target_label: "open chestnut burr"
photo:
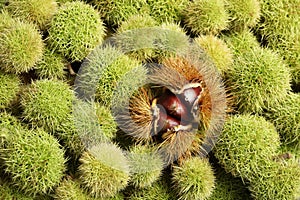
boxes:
[114,54,227,165]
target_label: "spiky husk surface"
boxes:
[128,179,175,200]
[146,0,189,23]
[225,47,291,114]
[21,79,74,133]
[172,157,215,200]
[258,0,300,85]
[2,127,66,196]
[208,166,251,200]
[263,93,300,147]
[76,45,148,107]
[0,71,20,109]
[47,1,105,62]
[214,114,280,181]
[6,0,57,30]
[0,1,6,10]
[79,143,130,198]
[54,177,91,200]
[0,112,21,147]
[155,22,190,60]
[225,0,261,31]
[0,19,44,74]
[183,0,229,35]
[222,30,260,54]
[249,160,300,200]
[35,48,66,80]
[95,54,145,106]
[91,0,146,26]
[0,179,34,200]
[55,177,126,200]
[95,103,117,140]
[128,145,163,188]
[117,14,157,33]
[116,14,158,61]
[194,35,233,73]
[0,11,15,31]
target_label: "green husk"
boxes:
[214,114,280,181]
[0,18,44,74]
[183,0,229,35]
[172,157,215,200]
[47,1,105,62]
[0,71,20,109]
[35,48,67,80]
[1,127,66,196]
[79,143,130,198]
[225,0,261,31]
[21,79,74,133]
[6,0,58,30]
[194,35,233,73]
[225,46,291,114]
[127,145,163,188]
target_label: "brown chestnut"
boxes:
[157,89,189,121]
[152,101,180,133]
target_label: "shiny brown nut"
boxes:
[154,103,180,133]
[158,90,188,121]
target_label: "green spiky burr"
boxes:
[155,22,190,60]
[214,114,280,181]
[263,93,300,147]
[117,14,158,33]
[194,35,233,73]
[55,177,125,200]
[6,0,58,30]
[90,0,146,26]
[0,10,16,32]
[60,100,118,160]
[94,103,117,140]
[79,143,130,198]
[146,0,189,23]
[128,179,175,200]
[54,177,91,200]
[172,157,215,200]
[222,30,260,54]
[21,79,74,133]
[53,113,85,160]
[0,1,6,10]
[116,14,158,61]
[94,53,145,107]
[47,1,105,62]
[225,0,261,31]
[225,46,291,114]
[208,165,251,200]
[258,0,300,85]
[75,45,147,108]
[0,71,20,109]
[183,0,229,35]
[127,145,163,188]
[1,127,66,196]
[0,18,44,74]
[249,159,300,200]
[0,111,22,147]
[35,48,67,80]
[0,179,34,200]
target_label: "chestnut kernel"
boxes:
[157,106,180,133]
[158,90,188,120]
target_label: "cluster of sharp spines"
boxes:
[0,0,299,199]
